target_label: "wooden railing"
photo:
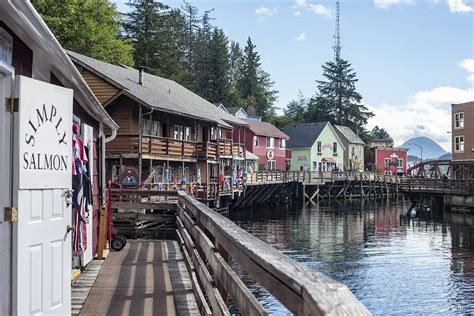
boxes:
[247,171,399,185]
[400,178,474,195]
[141,136,197,159]
[219,139,233,156]
[175,191,370,315]
[107,135,140,153]
[197,142,218,160]
[232,143,245,158]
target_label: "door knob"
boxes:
[66,225,76,233]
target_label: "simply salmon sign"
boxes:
[18,76,73,189]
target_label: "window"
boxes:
[253,135,258,146]
[152,121,160,136]
[384,158,390,167]
[312,161,317,170]
[184,126,191,141]
[455,112,464,129]
[266,137,274,148]
[455,135,464,152]
[333,142,337,154]
[317,141,322,153]
[174,125,184,140]
[142,119,152,135]
[210,127,217,141]
[267,160,276,170]
[280,139,286,149]
[397,158,403,168]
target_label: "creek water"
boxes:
[229,199,474,315]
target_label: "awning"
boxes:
[322,158,336,163]
[246,150,259,160]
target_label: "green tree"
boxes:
[284,91,307,123]
[307,58,373,132]
[32,0,133,65]
[123,0,170,71]
[207,29,231,103]
[370,125,393,141]
[237,37,277,119]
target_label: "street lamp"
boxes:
[408,143,423,161]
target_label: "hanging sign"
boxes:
[266,149,275,160]
[18,76,73,189]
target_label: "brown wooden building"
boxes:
[68,51,247,202]
[452,101,474,180]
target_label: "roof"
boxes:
[67,51,231,128]
[226,107,240,115]
[213,104,248,126]
[334,125,365,145]
[244,119,289,140]
[283,122,327,148]
[452,101,474,108]
[1,2,118,131]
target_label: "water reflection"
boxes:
[230,199,474,315]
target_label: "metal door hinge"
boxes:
[5,97,18,112]
[4,207,18,223]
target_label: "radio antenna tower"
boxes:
[333,0,341,61]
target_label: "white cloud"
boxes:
[295,32,307,41]
[292,0,331,17]
[459,59,474,73]
[255,6,275,16]
[367,60,474,151]
[374,0,415,8]
[447,0,473,12]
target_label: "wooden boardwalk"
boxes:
[77,240,198,316]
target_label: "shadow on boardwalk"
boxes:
[78,240,198,316]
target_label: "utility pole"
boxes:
[333,0,341,61]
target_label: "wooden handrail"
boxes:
[176,191,370,315]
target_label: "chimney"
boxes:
[138,66,144,86]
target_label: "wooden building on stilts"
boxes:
[68,51,248,206]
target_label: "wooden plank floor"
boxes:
[78,240,199,316]
[72,260,105,315]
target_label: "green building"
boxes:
[283,122,346,172]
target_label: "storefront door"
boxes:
[13,76,73,315]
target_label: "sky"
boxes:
[113,0,474,151]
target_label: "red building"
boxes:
[366,147,408,176]
[235,119,290,170]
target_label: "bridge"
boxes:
[73,188,370,315]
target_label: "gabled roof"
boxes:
[244,119,289,140]
[68,51,231,128]
[214,103,249,126]
[334,125,365,145]
[283,122,327,148]
[0,1,118,131]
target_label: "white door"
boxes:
[13,76,73,315]
[0,60,14,316]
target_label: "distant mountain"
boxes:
[401,136,448,160]
[438,153,452,160]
